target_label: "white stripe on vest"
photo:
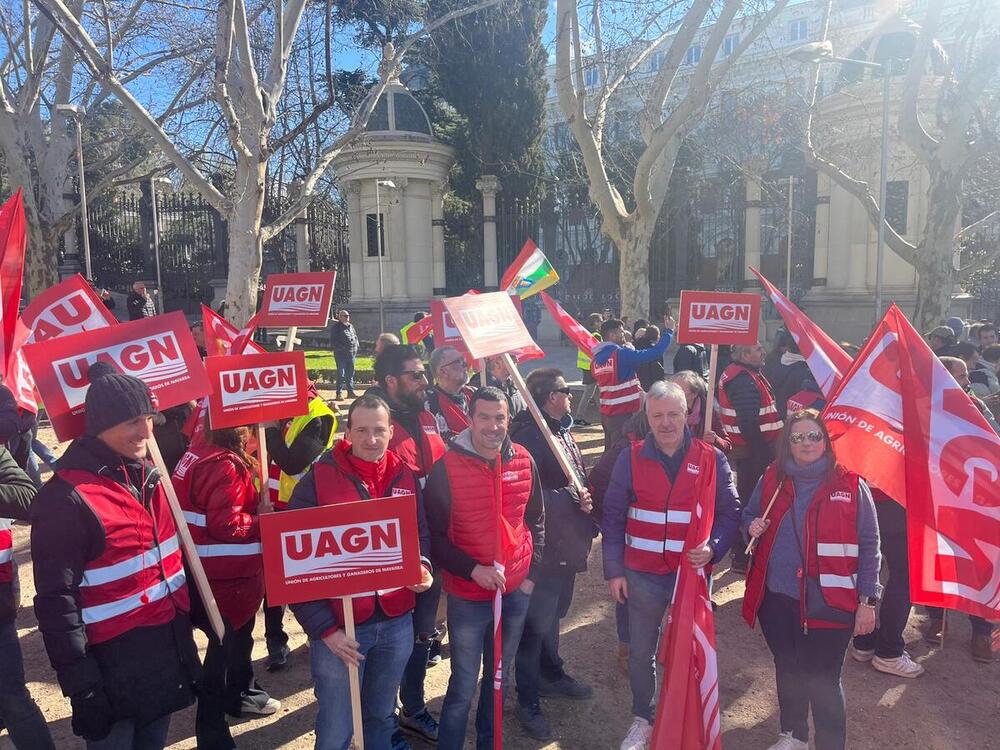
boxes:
[194,542,263,557]
[818,573,857,589]
[625,534,685,554]
[627,507,692,525]
[80,535,180,588]
[81,569,187,624]
[816,543,859,557]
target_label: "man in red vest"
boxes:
[367,344,447,745]
[425,387,545,750]
[718,342,783,573]
[288,393,434,750]
[31,362,200,749]
[427,346,475,441]
[602,381,740,750]
[591,313,675,444]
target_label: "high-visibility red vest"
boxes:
[310,452,424,628]
[0,519,12,584]
[743,464,861,630]
[718,364,783,447]
[785,389,824,417]
[624,438,717,575]
[441,444,535,602]
[173,445,261,581]
[390,410,446,479]
[428,386,474,438]
[591,349,642,416]
[59,468,189,645]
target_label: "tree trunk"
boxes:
[612,215,654,321]
[222,158,267,326]
[912,167,962,331]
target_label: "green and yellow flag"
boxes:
[501,238,559,299]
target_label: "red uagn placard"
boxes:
[205,351,309,429]
[677,290,762,346]
[258,271,336,328]
[22,312,210,441]
[260,494,422,606]
[441,291,537,360]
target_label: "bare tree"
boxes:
[33,0,503,324]
[553,0,791,319]
[803,0,1000,329]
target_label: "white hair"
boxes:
[645,380,687,411]
[430,346,462,376]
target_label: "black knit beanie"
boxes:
[84,361,164,436]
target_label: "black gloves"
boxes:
[70,688,115,741]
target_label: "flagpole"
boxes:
[703,345,719,440]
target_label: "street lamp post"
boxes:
[788,41,890,321]
[374,179,396,332]
[150,177,172,313]
[56,104,92,279]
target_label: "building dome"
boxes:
[363,81,434,140]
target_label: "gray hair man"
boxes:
[427,347,474,440]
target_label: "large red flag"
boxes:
[751,268,852,397]
[540,292,598,357]
[825,305,1000,619]
[651,469,721,750]
[0,189,27,378]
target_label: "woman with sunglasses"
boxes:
[742,409,881,750]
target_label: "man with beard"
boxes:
[367,345,447,745]
[426,347,475,441]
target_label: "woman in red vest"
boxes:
[743,409,882,750]
[174,424,277,749]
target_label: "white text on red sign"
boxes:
[688,302,753,332]
[220,364,298,408]
[281,520,403,579]
[269,284,326,314]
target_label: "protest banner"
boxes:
[261,495,422,749]
[205,351,309,430]
[678,290,762,451]
[442,290,583,750]
[258,271,336,328]
[0,188,27,379]
[22,312,224,640]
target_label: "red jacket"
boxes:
[592,349,643,416]
[624,438,717,575]
[427,385,474,439]
[744,464,861,630]
[718,364,783,447]
[173,445,263,628]
[390,410,446,479]
[424,434,543,602]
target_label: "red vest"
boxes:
[267,461,282,507]
[786,390,823,417]
[0,519,12,584]
[441,444,535,601]
[311,454,422,627]
[592,349,643,416]
[743,464,861,630]
[173,446,262,581]
[59,468,190,645]
[624,439,717,575]
[429,386,474,438]
[390,410,446,479]
[718,364,783,447]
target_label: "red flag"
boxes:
[403,315,434,344]
[230,310,263,356]
[651,468,721,749]
[826,305,1000,619]
[540,292,598,357]
[751,268,852,397]
[202,305,265,356]
[0,189,27,378]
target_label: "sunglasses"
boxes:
[399,370,428,381]
[441,358,466,370]
[790,430,824,444]
[550,386,572,396]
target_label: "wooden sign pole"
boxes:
[147,435,226,642]
[341,597,365,750]
[703,344,719,440]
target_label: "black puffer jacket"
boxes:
[0,446,36,625]
[510,410,596,574]
[30,437,200,722]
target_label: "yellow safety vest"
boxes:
[577,331,602,370]
[277,397,337,503]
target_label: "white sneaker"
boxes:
[850,644,875,662]
[872,651,925,678]
[240,687,281,716]
[620,716,652,750]
[766,731,808,750]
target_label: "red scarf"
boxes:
[334,439,402,498]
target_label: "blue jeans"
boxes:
[438,590,531,750]
[515,570,575,706]
[399,573,443,715]
[0,619,55,749]
[85,715,171,750]
[334,351,356,393]
[311,614,413,750]
[625,568,677,721]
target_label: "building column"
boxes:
[291,179,310,273]
[343,181,365,299]
[477,175,501,290]
[812,172,831,288]
[743,162,766,289]
[431,181,447,296]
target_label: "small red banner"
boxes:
[23,312,210,441]
[677,290,761,346]
[441,291,538,360]
[260,494,423,606]
[258,271,336,328]
[205,351,309,429]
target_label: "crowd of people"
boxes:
[0,304,997,750]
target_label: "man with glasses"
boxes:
[329,309,359,400]
[510,368,597,740]
[368,345,447,745]
[427,346,475,441]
